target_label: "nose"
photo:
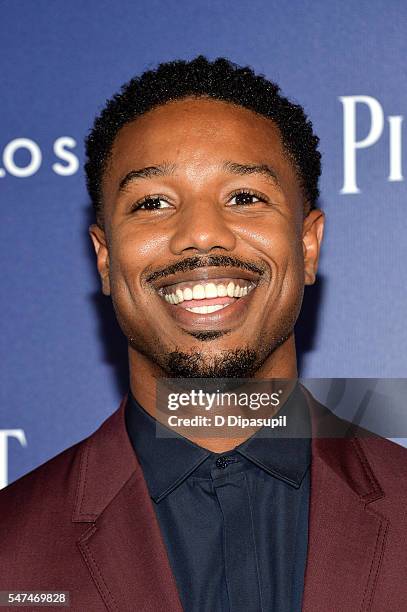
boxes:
[169,197,237,255]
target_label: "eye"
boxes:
[228,190,267,206]
[131,195,172,212]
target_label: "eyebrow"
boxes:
[119,163,176,191]
[221,161,281,186]
[118,159,281,192]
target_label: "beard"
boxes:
[128,324,292,378]
[124,306,298,379]
[163,346,259,378]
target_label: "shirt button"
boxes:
[215,456,231,469]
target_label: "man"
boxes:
[1,56,406,611]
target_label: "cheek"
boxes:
[109,226,166,291]
[279,237,305,291]
[251,222,305,310]
[133,228,169,258]
[234,217,303,271]
[107,240,150,339]
[107,241,144,307]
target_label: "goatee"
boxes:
[162,347,260,378]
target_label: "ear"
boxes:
[302,209,325,285]
[89,224,111,295]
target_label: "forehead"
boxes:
[103,97,300,201]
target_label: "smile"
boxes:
[160,278,256,312]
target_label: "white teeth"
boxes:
[185,304,227,313]
[163,280,254,304]
[192,284,206,300]
[207,304,225,313]
[227,281,235,297]
[188,305,208,314]
[183,287,193,301]
[204,283,218,299]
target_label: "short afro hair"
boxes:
[85,55,321,225]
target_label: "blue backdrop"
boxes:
[1,0,407,487]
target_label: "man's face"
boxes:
[90,97,324,377]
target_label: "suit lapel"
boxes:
[73,398,183,612]
[301,388,389,612]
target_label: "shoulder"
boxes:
[0,397,131,537]
[0,398,135,587]
[0,436,87,530]
[0,398,129,523]
[358,435,407,481]
[0,435,93,585]
[300,383,407,481]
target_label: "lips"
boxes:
[154,269,260,327]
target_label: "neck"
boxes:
[128,335,298,453]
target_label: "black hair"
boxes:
[85,55,321,225]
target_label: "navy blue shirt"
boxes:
[125,384,311,612]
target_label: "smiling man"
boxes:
[1,56,407,612]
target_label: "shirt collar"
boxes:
[125,383,311,503]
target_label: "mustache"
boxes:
[145,255,267,284]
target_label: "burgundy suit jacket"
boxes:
[1,387,407,611]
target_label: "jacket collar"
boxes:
[72,395,138,523]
